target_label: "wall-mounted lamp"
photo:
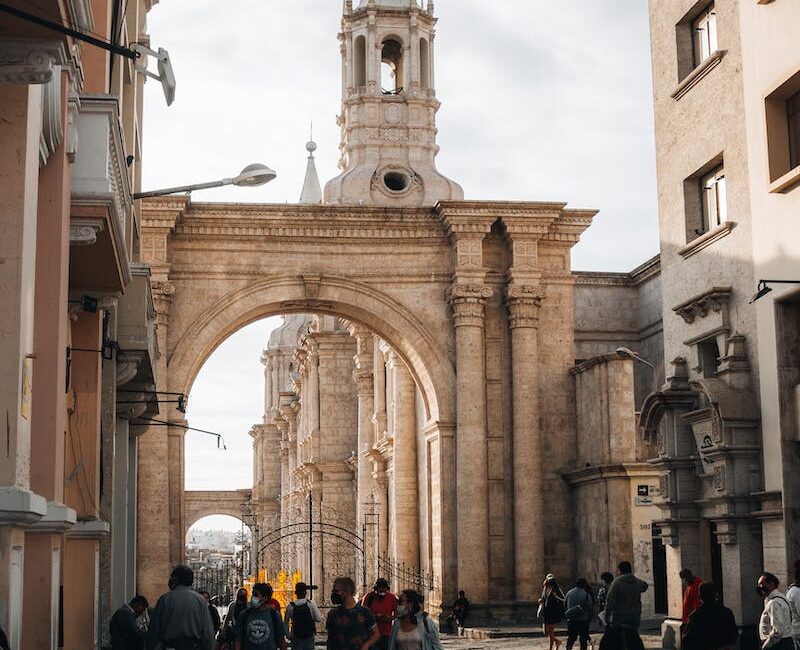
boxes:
[615,346,656,370]
[749,279,800,304]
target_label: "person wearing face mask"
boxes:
[145,565,215,650]
[221,589,251,650]
[362,579,398,649]
[234,583,287,650]
[326,576,380,650]
[387,590,442,650]
[110,595,150,650]
[757,572,800,649]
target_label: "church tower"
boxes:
[324,0,463,207]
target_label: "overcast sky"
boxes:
[146,2,660,528]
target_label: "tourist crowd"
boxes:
[102,559,800,650]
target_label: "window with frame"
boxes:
[789,89,800,170]
[692,5,718,67]
[683,157,727,242]
[701,166,727,231]
[765,70,800,187]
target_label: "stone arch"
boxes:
[168,274,454,425]
[184,489,252,536]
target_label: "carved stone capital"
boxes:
[447,283,490,327]
[354,371,374,397]
[151,281,175,316]
[506,284,545,329]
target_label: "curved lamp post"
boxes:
[133,163,277,200]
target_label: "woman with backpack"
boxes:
[284,582,321,650]
[564,578,595,650]
[387,589,443,650]
[539,574,566,650]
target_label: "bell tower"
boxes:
[324,0,463,207]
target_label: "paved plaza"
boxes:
[440,633,664,649]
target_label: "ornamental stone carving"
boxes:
[0,40,66,84]
[673,287,732,324]
[506,284,546,329]
[70,219,105,246]
[447,283,491,328]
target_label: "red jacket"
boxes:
[682,577,703,623]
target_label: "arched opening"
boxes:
[186,515,251,605]
[419,37,430,90]
[354,35,367,88]
[168,274,454,605]
[381,38,404,94]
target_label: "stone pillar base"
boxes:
[661,618,681,649]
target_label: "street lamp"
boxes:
[133,163,277,200]
[749,279,800,304]
[616,347,655,370]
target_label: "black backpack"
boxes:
[291,602,316,640]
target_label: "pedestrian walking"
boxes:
[221,588,250,649]
[787,561,800,647]
[444,591,469,634]
[681,583,738,650]
[362,578,398,650]
[679,568,703,625]
[538,573,566,650]
[326,576,380,650]
[387,589,443,650]
[284,582,321,650]
[145,565,215,650]
[110,596,150,650]
[758,572,800,650]
[564,578,594,650]
[200,591,221,634]
[264,584,282,615]
[604,561,648,631]
[595,573,613,627]
[234,583,287,650]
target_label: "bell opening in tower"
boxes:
[381,38,404,94]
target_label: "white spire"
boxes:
[299,126,323,205]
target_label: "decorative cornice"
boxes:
[673,287,732,324]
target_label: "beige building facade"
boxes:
[0,0,160,647]
[645,0,800,646]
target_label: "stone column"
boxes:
[448,282,491,603]
[507,283,545,602]
[167,419,187,564]
[372,338,388,441]
[307,340,321,461]
[388,351,419,568]
[352,327,375,527]
[372,460,390,560]
[137,281,174,602]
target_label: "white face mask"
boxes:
[251,597,261,607]
[397,605,409,617]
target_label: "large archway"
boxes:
[135,197,593,616]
